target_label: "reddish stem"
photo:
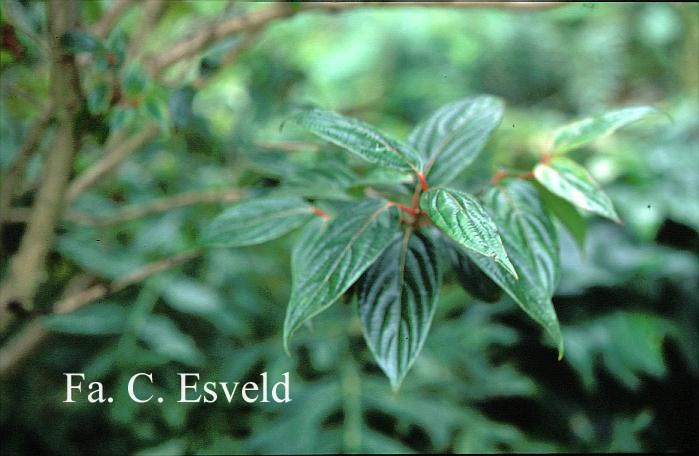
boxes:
[491,170,507,185]
[311,207,330,221]
[395,203,419,216]
[417,172,429,192]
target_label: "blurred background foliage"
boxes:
[1,1,697,454]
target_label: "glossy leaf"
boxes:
[467,179,563,356]
[358,229,441,389]
[409,95,504,185]
[420,187,516,278]
[443,236,502,303]
[202,196,315,247]
[535,182,587,248]
[284,199,399,350]
[552,106,658,153]
[289,108,423,173]
[534,156,620,222]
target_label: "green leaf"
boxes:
[442,236,502,303]
[534,156,620,222]
[169,85,195,130]
[289,109,423,173]
[420,187,516,278]
[358,229,442,390]
[535,182,587,248]
[42,302,127,335]
[122,62,149,99]
[87,80,112,115]
[283,199,400,350]
[467,179,563,356]
[409,95,504,185]
[563,311,673,390]
[202,196,315,247]
[140,314,204,366]
[552,106,659,153]
[60,31,102,54]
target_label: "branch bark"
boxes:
[64,124,160,205]
[0,103,53,226]
[65,188,244,226]
[0,250,200,377]
[0,0,83,332]
[149,1,566,75]
[90,0,135,39]
[0,0,82,331]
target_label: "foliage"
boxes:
[1,2,697,454]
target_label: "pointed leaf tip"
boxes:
[420,187,517,279]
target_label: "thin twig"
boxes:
[0,104,53,226]
[0,251,200,377]
[65,188,244,226]
[64,124,160,205]
[149,1,567,75]
[90,0,135,39]
[192,30,261,89]
[126,0,167,62]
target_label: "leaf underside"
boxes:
[552,106,659,153]
[534,156,620,222]
[359,229,442,390]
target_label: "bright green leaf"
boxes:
[358,229,442,390]
[420,187,516,278]
[202,196,315,247]
[409,95,504,185]
[284,199,400,350]
[552,106,659,153]
[534,156,620,222]
[535,182,587,248]
[467,179,563,356]
[289,108,423,173]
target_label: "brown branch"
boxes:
[0,250,200,377]
[64,124,160,205]
[149,1,567,75]
[148,3,298,75]
[0,0,83,332]
[192,30,261,90]
[0,104,53,226]
[126,0,168,62]
[90,0,135,39]
[65,188,244,226]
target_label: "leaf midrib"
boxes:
[423,107,479,175]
